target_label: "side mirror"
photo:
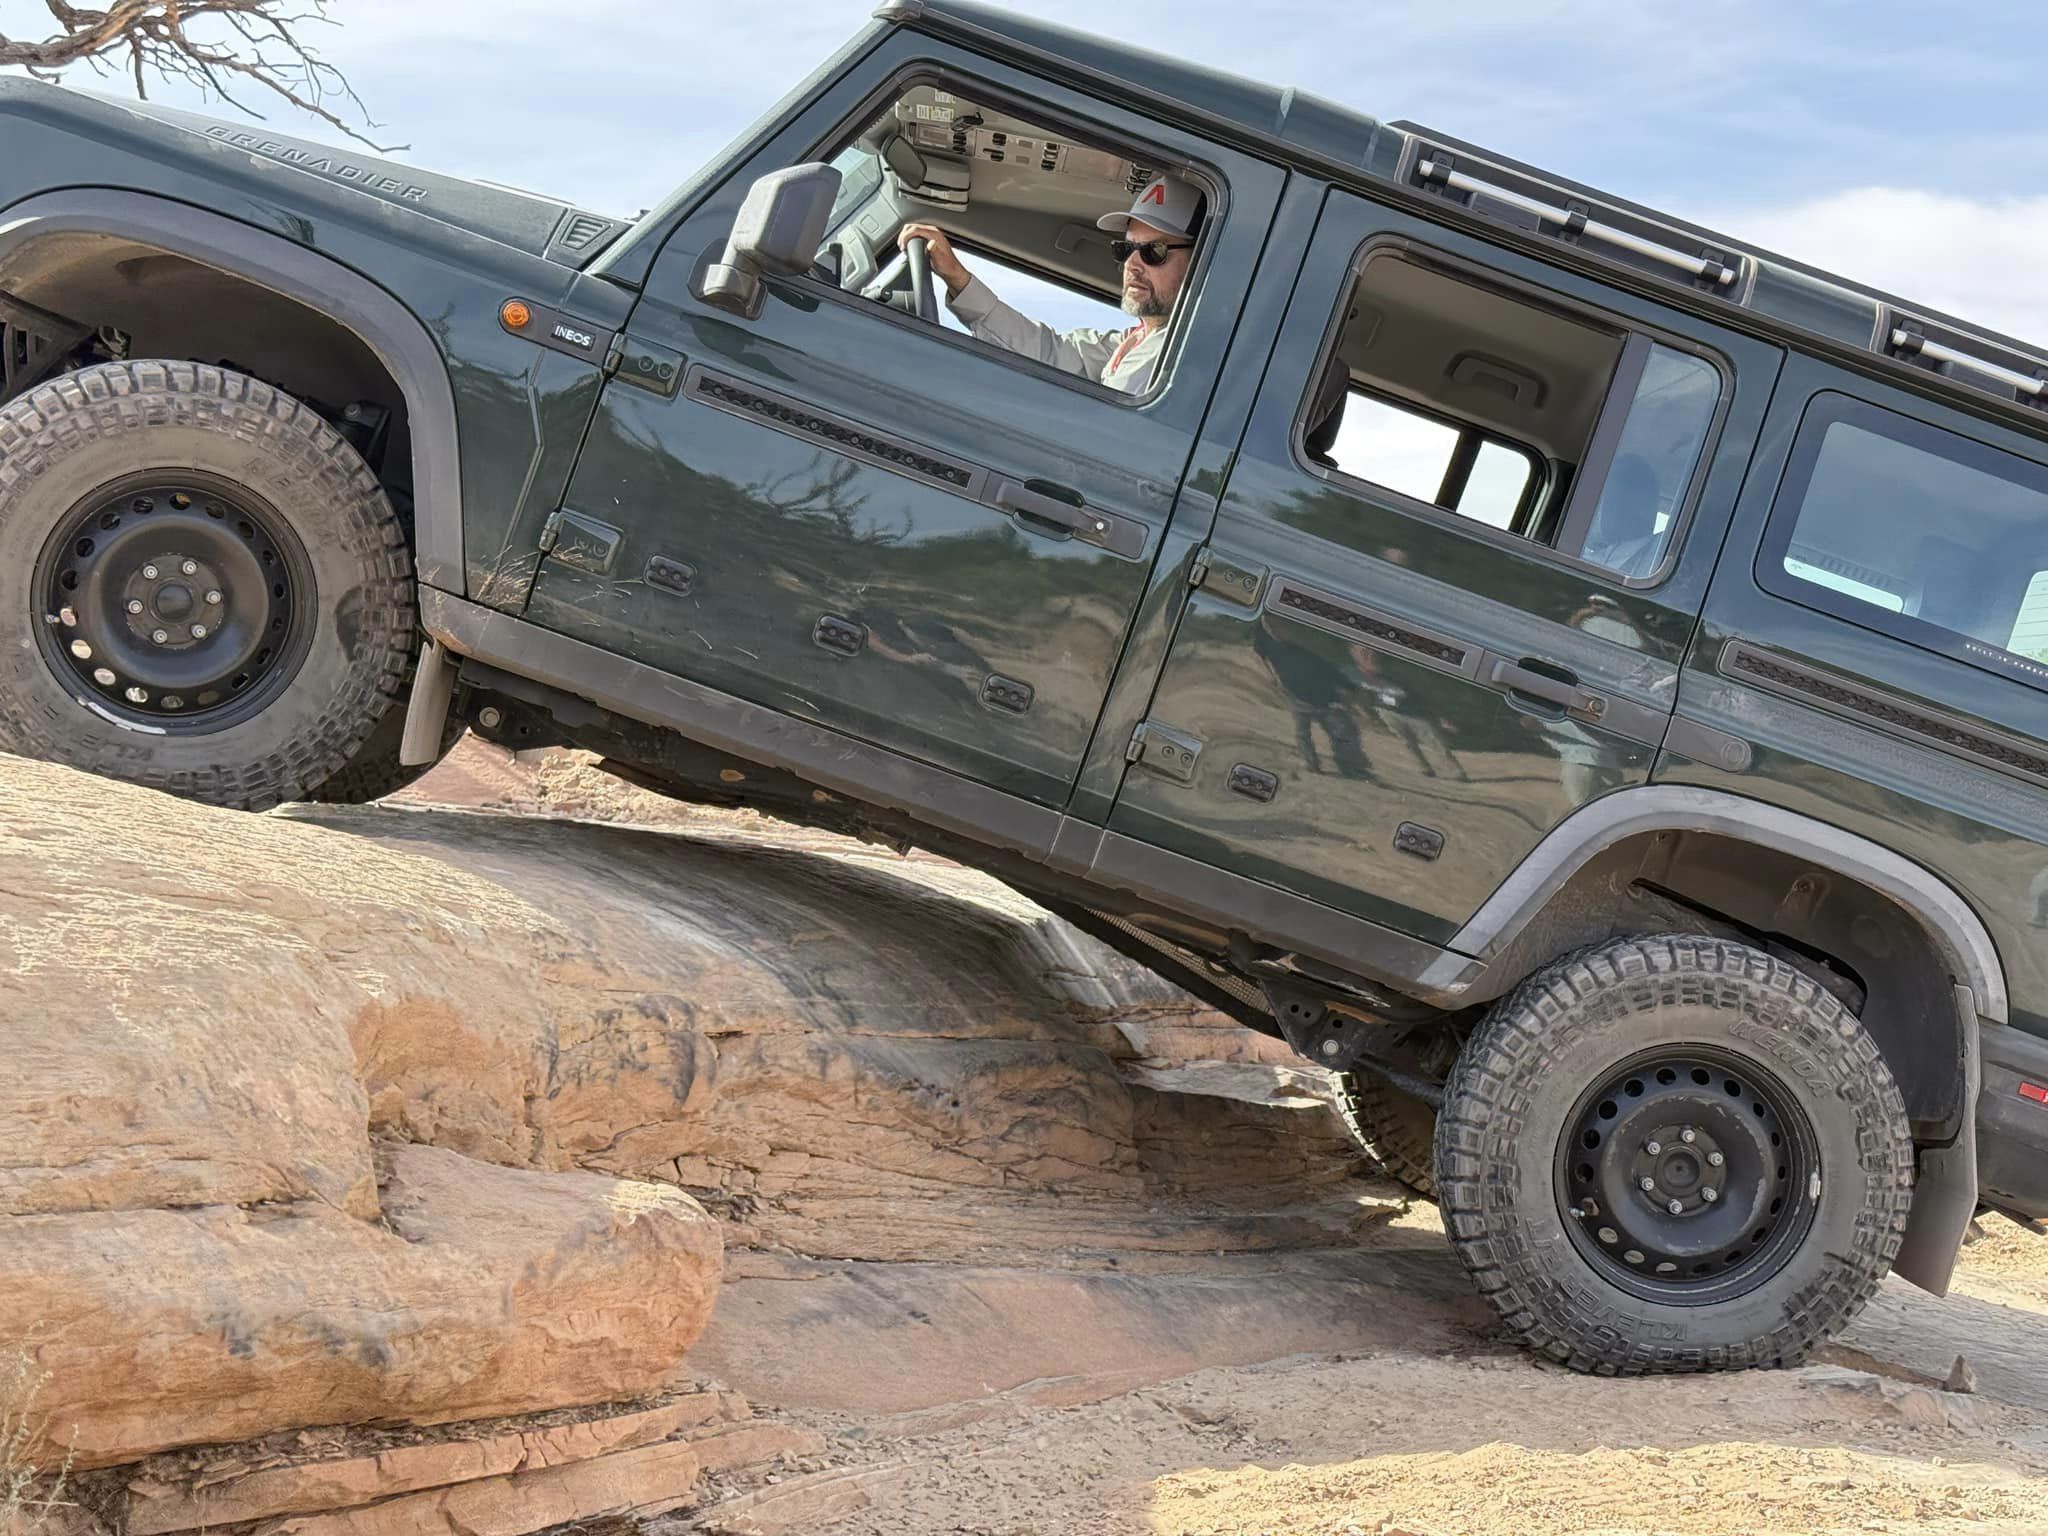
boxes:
[700,163,843,318]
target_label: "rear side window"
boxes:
[1298,248,1724,582]
[1761,394,2048,691]
[1323,391,1537,528]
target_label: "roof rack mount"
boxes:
[1415,154,1737,289]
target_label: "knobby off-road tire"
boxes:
[1436,934,1914,1375]
[0,362,417,810]
[1337,1072,1438,1198]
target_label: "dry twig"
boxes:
[0,2,396,149]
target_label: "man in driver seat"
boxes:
[897,176,1202,394]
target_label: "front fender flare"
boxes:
[0,189,464,590]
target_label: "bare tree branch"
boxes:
[0,1,399,151]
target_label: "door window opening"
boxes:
[817,78,1213,400]
[1301,249,1722,580]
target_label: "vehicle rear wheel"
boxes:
[0,361,415,809]
[302,702,466,805]
[1435,934,1914,1374]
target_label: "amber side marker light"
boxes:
[2020,1082,2048,1106]
[501,300,533,331]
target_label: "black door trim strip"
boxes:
[1266,577,1479,679]
[1722,639,2048,791]
[681,365,1150,559]
[684,366,989,498]
[1266,575,1667,744]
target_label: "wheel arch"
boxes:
[1432,784,2004,1297]
[0,190,462,590]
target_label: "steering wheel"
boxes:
[903,235,940,326]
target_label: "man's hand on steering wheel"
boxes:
[897,223,970,301]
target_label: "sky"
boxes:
[7,0,2048,341]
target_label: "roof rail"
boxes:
[1387,122,2048,424]
[1406,142,1746,296]
[1883,310,2048,412]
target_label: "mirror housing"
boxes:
[700,163,843,318]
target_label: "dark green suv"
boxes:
[3,0,2045,1375]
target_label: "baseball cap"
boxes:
[1097,176,1203,239]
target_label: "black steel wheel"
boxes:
[1436,934,1914,1375]
[0,361,416,809]
[1555,1046,1818,1304]
[33,472,315,732]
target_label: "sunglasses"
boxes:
[1111,238,1194,267]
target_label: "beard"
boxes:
[1122,288,1171,319]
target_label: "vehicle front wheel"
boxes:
[1436,934,1914,1374]
[0,361,416,809]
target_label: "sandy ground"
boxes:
[400,744,2048,1536]
[666,1211,2048,1536]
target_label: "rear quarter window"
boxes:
[1760,393,2048,692]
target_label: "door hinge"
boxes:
[607,333,687,397]
[1187,550,1266,607]
[1127,720,1204,782]
[538,508,623,574]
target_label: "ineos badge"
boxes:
[553,323,596,351]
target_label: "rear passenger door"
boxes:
[1109,188,1783,945]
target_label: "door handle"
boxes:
[988,479,1146,558]
[1486,656,1608,721]
[993,477,1093,536]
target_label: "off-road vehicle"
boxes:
[4,0,2046,1374]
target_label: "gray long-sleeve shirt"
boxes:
[948,276,1166,394]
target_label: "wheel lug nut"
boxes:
[1639,1177,1656,1192]
[191,624,208,640]
[142,564,160,580]
[1680,1129,1697,1144]
[205,590,222,605]
[1668,1199,1684,1215]
[151,629,168,645]
[181,560,197,576]
[1645,1140,1661,1156]
[1707,1151,1724,1168]
[1702,1186,1719,1202]
[126,598,144,615]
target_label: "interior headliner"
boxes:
[1342,254,1623,463]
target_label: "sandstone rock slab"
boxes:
[124,1397,727,1534]
[258,1439,701,1536]
[3,1146,720,1469]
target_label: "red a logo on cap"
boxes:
[1142,182,1168,206]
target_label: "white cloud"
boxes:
[1717,188,2048,350]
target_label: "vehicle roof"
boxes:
[879,0,2048,438]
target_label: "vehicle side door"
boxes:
[1110,186,1782,944]
[521,30,1285,810]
